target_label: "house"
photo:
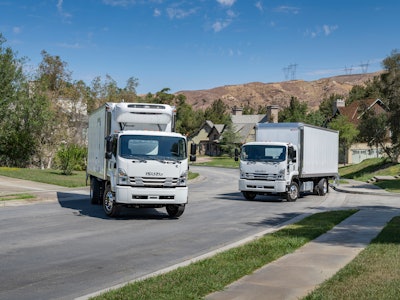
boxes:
[190,105,279,156]
[333,98,390,164]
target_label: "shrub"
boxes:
[56,144,87,175]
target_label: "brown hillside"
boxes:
[176,72,382,111]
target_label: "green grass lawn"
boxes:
[303,216,400,300]
[192,156,239,168]
[91,210,356,300]
[0,167,87,187]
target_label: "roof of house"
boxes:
[337,98,388,125]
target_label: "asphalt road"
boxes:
[0,166,368,299]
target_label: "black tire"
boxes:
[286,182,299,202]
[242,191,257,200]
[103,184,119,217]
[90,177,103,205]
[317,178,328,196]
[166,204,185,218]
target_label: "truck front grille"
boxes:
[245,173,278,180]
[130,177,179,187]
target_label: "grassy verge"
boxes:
[192,156,239,168]
[304,216,400,300]
[339,158,400,181]
[0,193,36,201]
[0,167,87,187]
[92,210,356,300]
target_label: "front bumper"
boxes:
[239,179,286,193]
[115,186,188,205]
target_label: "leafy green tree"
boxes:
[328,115,359,164]
[175,94,204,136]
[378,49,400,161]
[305,110,325,127]
[204,99,230,124]
[219,121,241,157]
[319,94,343,120]
[358,105,389,157]
[278,97,308,123]
[0,34,51,167]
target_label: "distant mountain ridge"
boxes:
[176,72,382,111]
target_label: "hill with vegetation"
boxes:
[177,72,382,111]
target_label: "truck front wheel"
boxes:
[103,184,119,217]
[166,204,185,218]
[286,182,299,202]
[242,191,256,200]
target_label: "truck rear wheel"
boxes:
[166,204,185,218]
[90,177,103,205]
[286,182,299,202]
[242,191,256,200]
[317,178,328,196]
[103,184,119,217]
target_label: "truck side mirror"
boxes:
[288,147,296,163]
[105,136,113,159]
[190,143,197,162]
[234,148,240,161]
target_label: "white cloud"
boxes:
[274,6,300,14]
[153,8,161,17]
[322,24,338,36]
[13,27,22,34]
[305,24,338,38]
[217,0,236,7]
[166,7,197,19]
[255,1,264,13]
[213,20,229,32]
[57,0,72,21]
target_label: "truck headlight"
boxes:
[178,170,188,186]
[118,168,129,185]
[277,168,285,180]
[240,171,251,179]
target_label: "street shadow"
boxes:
[57,192,176,220]
[216,192,285,202]
[246,212,301,227]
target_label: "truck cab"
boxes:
[238,142,298,201]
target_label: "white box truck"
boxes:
[236,123,339,201]
[87,102,195,218]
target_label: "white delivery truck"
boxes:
[87,102,195,218]
[236,122,339,201]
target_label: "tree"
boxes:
[358,105,390,158]
[378,49,400,161]
[219,121,241,157]
[175,94,204,136]
[204,99,230,124]
[0,34,50,167]
[278,97,308,122]
[328,115,359,165]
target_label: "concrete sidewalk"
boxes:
[206,181,400,300]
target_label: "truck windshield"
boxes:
[119,135,187,161]
[241,145,286,162]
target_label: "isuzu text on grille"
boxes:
[146,172,164,176]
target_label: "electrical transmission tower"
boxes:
[344,65,353,75]
[360,61,369,73]
[283,63,298,80]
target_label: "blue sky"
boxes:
[1,1,399,95]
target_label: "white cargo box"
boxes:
[256,123,338,178]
